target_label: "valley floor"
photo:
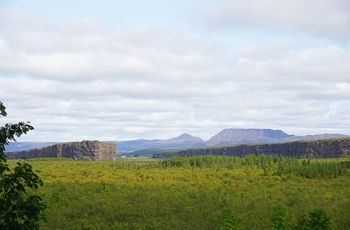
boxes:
[9,156,350,229]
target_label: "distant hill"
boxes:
[284,134,350,142]
[111,133,204,153]
[206,128,293,145]
[6,142,60,152]
[205,128,348,146]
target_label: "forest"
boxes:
[7,154,350,229]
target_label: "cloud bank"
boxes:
[202,0,350,40]
[0,1,349,142]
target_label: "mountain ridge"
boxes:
[112,133,204,152]
[5,128,349,154]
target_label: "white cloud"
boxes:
[0,10,219,82]
[202,0,350,40]
[1,6,350,142]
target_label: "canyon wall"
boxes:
[6,140,116,161]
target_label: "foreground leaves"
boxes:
[1,101,46,230]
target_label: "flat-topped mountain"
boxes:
[206,128,293,145]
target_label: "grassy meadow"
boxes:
[8,155,350,230]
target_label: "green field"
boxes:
[9,155,350,229]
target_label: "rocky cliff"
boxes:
[153,138,350,159]
[6,140,116,161]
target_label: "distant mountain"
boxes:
[206,128,293,145]
[163,133,204,146]
[115,129,348,154]
[5,142,59,152]
[284,134,350,142]
[111,133,204,153]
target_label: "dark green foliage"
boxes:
[270,203,290,230]
[0,163,46,229]
[0,101,46,229]
[161,154,346,179]
[274,157,346,179]
[296,209,331,230]
[215,209,244,230]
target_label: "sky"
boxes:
[0,0,349,142]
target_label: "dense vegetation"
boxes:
[7,155,350,229]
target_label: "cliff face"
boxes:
[6,140,116,161]
[153,138,350,159]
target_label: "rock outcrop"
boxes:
[153,138,350,159]
[6,140,116,161]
